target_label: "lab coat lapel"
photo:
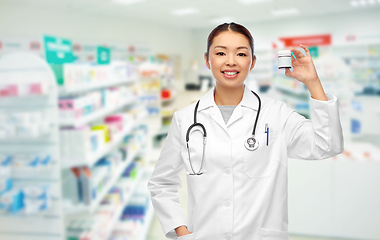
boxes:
[226,104,242,128]
[226,84,258,127]
[209,105,229,135]
[198,84,259,135]
[198,86,229,135]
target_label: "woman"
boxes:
[147,22,344,240]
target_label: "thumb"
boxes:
[285,68,292,77]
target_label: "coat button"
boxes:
[224,235,231,240]
[224,201,231,207]
[224,169,231,174]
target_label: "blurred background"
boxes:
[0,0,379,240]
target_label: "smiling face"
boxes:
[204,30,256,89]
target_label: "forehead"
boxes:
[211,31,250,49]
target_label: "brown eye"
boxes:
[238,53,247,56]
[216,52,225,56]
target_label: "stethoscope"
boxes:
[186,90,261,175]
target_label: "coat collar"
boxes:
[196,84,260,131]
[197,83,260,112]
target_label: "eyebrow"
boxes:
[214,45,249,50]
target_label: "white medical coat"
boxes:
[147,84,344,240]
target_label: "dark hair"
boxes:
[206,22,254,60]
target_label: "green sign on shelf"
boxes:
[97,46,110,64]
[309,46,319,58]
[43,35,75,64]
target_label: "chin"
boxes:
[216,80,244,89]
[216,77,244,88]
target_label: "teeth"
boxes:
[223,72,238,75]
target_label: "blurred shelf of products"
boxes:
[137,54,180,165]
[0,49,166,240]
[0,53,64,240]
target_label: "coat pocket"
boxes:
[260,227,289,240]
[243,132,278,178]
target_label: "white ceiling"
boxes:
[1,0,379,29]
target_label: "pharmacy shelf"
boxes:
[273,83,309,97]
[161,97,174,103]
[161,110,174,118]
[138,201,155,240]
[61,109,147,169]
[161,90,177,103]
[58,78,137,96]
[280,93,310,116]
[155,125,170,135]
[63,139,145,214]
[103,166,147,240]
[61,119,136,169]
[111,195,155,240]
[0,95,51,108]
[59,96,137,127]
[0,53,64,240]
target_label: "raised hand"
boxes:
[285,44,320,84]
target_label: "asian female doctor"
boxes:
[147,22,344,240]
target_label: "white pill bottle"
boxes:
[278,50,292,69]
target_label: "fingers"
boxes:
[290,48,305,59]
[285,68,292,77]
[286,47,297,63]
[299,44,311,57]
[290,50,297,63]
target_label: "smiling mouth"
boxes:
[221,71,239,76]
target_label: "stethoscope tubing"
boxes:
[186,90,261,175]
[250,90,261,136]
[187,133,206,175]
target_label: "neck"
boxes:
[214,83,245,106]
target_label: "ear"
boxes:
[250,55,257,71]
[204,52,211,70]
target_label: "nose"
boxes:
[225,54,236,66]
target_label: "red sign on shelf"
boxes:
[346,34,356,42]
[30,41,41,50]
[73,43,82,51]
[279,34,331,47]
[161,89,171,99]
[129,45,136,53]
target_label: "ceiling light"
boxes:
[359,0,367,5]
[351,0,359,6]
[210,17,234,24]
[271,8,299,16]
[368,0,375,4]
[171,8,199,16]
[238,0,271,4]
[113,0,147,5]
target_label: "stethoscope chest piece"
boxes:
[245,135,259,151]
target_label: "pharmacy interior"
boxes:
[0,1,379,240]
